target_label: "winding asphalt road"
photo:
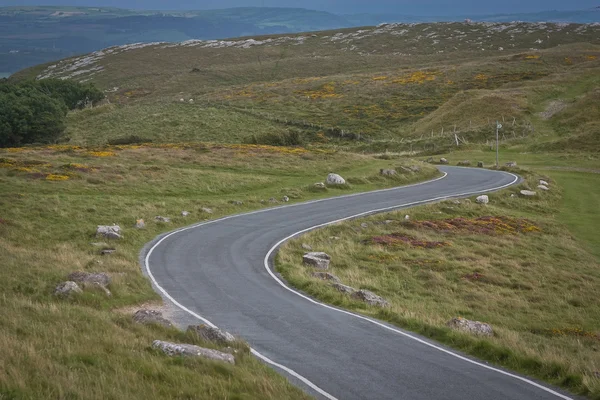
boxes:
[143,166,575,400]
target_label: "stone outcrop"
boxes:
[332,283,356,294]
[152,340,235,364]
[187,324,235,344]
[311,272,341,284]
[326,173,346,185]
[54,281,82,297]
[447,317,493,336]
[133,309,173,328]
[351,290,389,307]
[303,252,331,269]
[96,225,122,240]
[520,190,536,196]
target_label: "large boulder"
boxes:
[439,158,449,164]
[303,252,331,269]
[447,317,493,336]
[54,281,82,297]
[187,324,235,344]
[352,290,389,307]
[326,173,346,185]
[152,340,235,364]
[476,195,489,204]
[133,309,173,328]
[311,272,341,284]
[96,225,122,240]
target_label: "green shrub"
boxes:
[245,130,304,146]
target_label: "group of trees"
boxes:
[0,79,104,147]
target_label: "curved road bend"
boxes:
[143,166,575,400]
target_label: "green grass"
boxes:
[0,143,438,399]
[276,169,600,397]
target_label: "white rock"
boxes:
[447,317,493,336]
[538,185,549,191]
[96,225,122,239]
[54,281,82,297]
[539,180,549,186]
[314,182,326,189]
[282,196,290,202]
[187,324,235,343]
[332,283,356,294]
[404,215,410,220]
[152,340,235,364]
[303,252,331,269]
[181,211,190,217]
[352,289,389,307]
[476,195,489,204]
[326,173,346,185]
[520,190,537,196]
[201,207,213,214]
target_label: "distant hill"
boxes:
[1,6,599,76]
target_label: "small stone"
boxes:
[537,185,549,191]
[187,324,235,344]
[404,215,410,220]
[230,200,243,206]
[329,236,340,240]
[520,190,537,196]
[201,207,213,214]
[314,182,326,189]
[282,196,290,202]
[312,272,341,284]
[133,309,172,328]
[510,193,516,198]
[332,283,356,294]
[360,223,369,228]
[477,161,484,168]
[351,289,389,307]
[155,216,171,223]
[539,180,549,186]
[303,252,331,269]
[152,340,235,364]
[181,211,190,217]
[301,243,312,250]
[135,219,145,229]
[447,317,493,336]
[457,160,471,166]
[379,169,397,176]
[505,161,517,168]
[269,197,278,203]
[476,195,489,204]
[326,173,346,185]
[96,225,122,239]
[100,248,116,256]
[439,158,449,164]
[54,281,82,297]
[383,220,394,224]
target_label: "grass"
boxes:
[0,143,438,399]
[276,169,600,398]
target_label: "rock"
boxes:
[181,211,190,217]
[332,283,356,294]
[380,169,397,176]
[404,215,410,220]
[326,173,346,185]
[537,185,549,191]
[505,161,517,168]
[282,196,290,202]
[457,160,471,166]
[477,161,484,168]
[96,225,122,240]
[329,236,340,240]
[100,248,116,256]
[439,158,449,164]
[230,200,243,206]
[68,271,110,287]
[187,324,235,344]
[314,182,326,189]
[520,190,537,196]
[360,223,369,228]
[201,207,213,214]
[152,340,234,364]
[476,195,489,204]
[135,219,145,229]
[447,317,493,336]
[269,197,278,203]
[539,180,549,186]
[312,272,341,284]
[155,216,170,223]
[510,193,516,198]
[301,243,312,251]
[351,289,389,307]
[54,281,82,297]
[303,252,331,269]
[133,309,172,328]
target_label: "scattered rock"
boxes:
[269,197,278,203]
[135,219,145,229]
[96,225,122,240]
[539,180,549,186]
[230,200,243,206]
[447,317,493,336]
[520,190,537,196]
[187,324,235,344]
[326,173,346,185]
[380,169,397,176]
[332,283,356,294]
[477,161,484,168]
[360,223,369,228]
[133,309,173,328]
[68,271,110,287]
[439,158,449,164]
[505,161,517,168]
[100,248,116,256]
[476,195,489,204]
[282,196,290,202]
[457,160,471,166]
[314,182,326,189]
[301,243,312,251]
[312,272,341,284]
[303,252,331,269]
[537,185,549,191]
[181,211,190,217]
[54,281,82,297]
[152,340,235,364]
[351,290,389,307]
[201,207,213,214]
[155,216,171,223]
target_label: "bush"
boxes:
[245,130,304,146]
[107,135,153,145]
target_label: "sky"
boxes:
[0,0,598,15]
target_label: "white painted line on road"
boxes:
[262,170,573,400]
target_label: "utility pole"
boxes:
[496,121,502,168]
